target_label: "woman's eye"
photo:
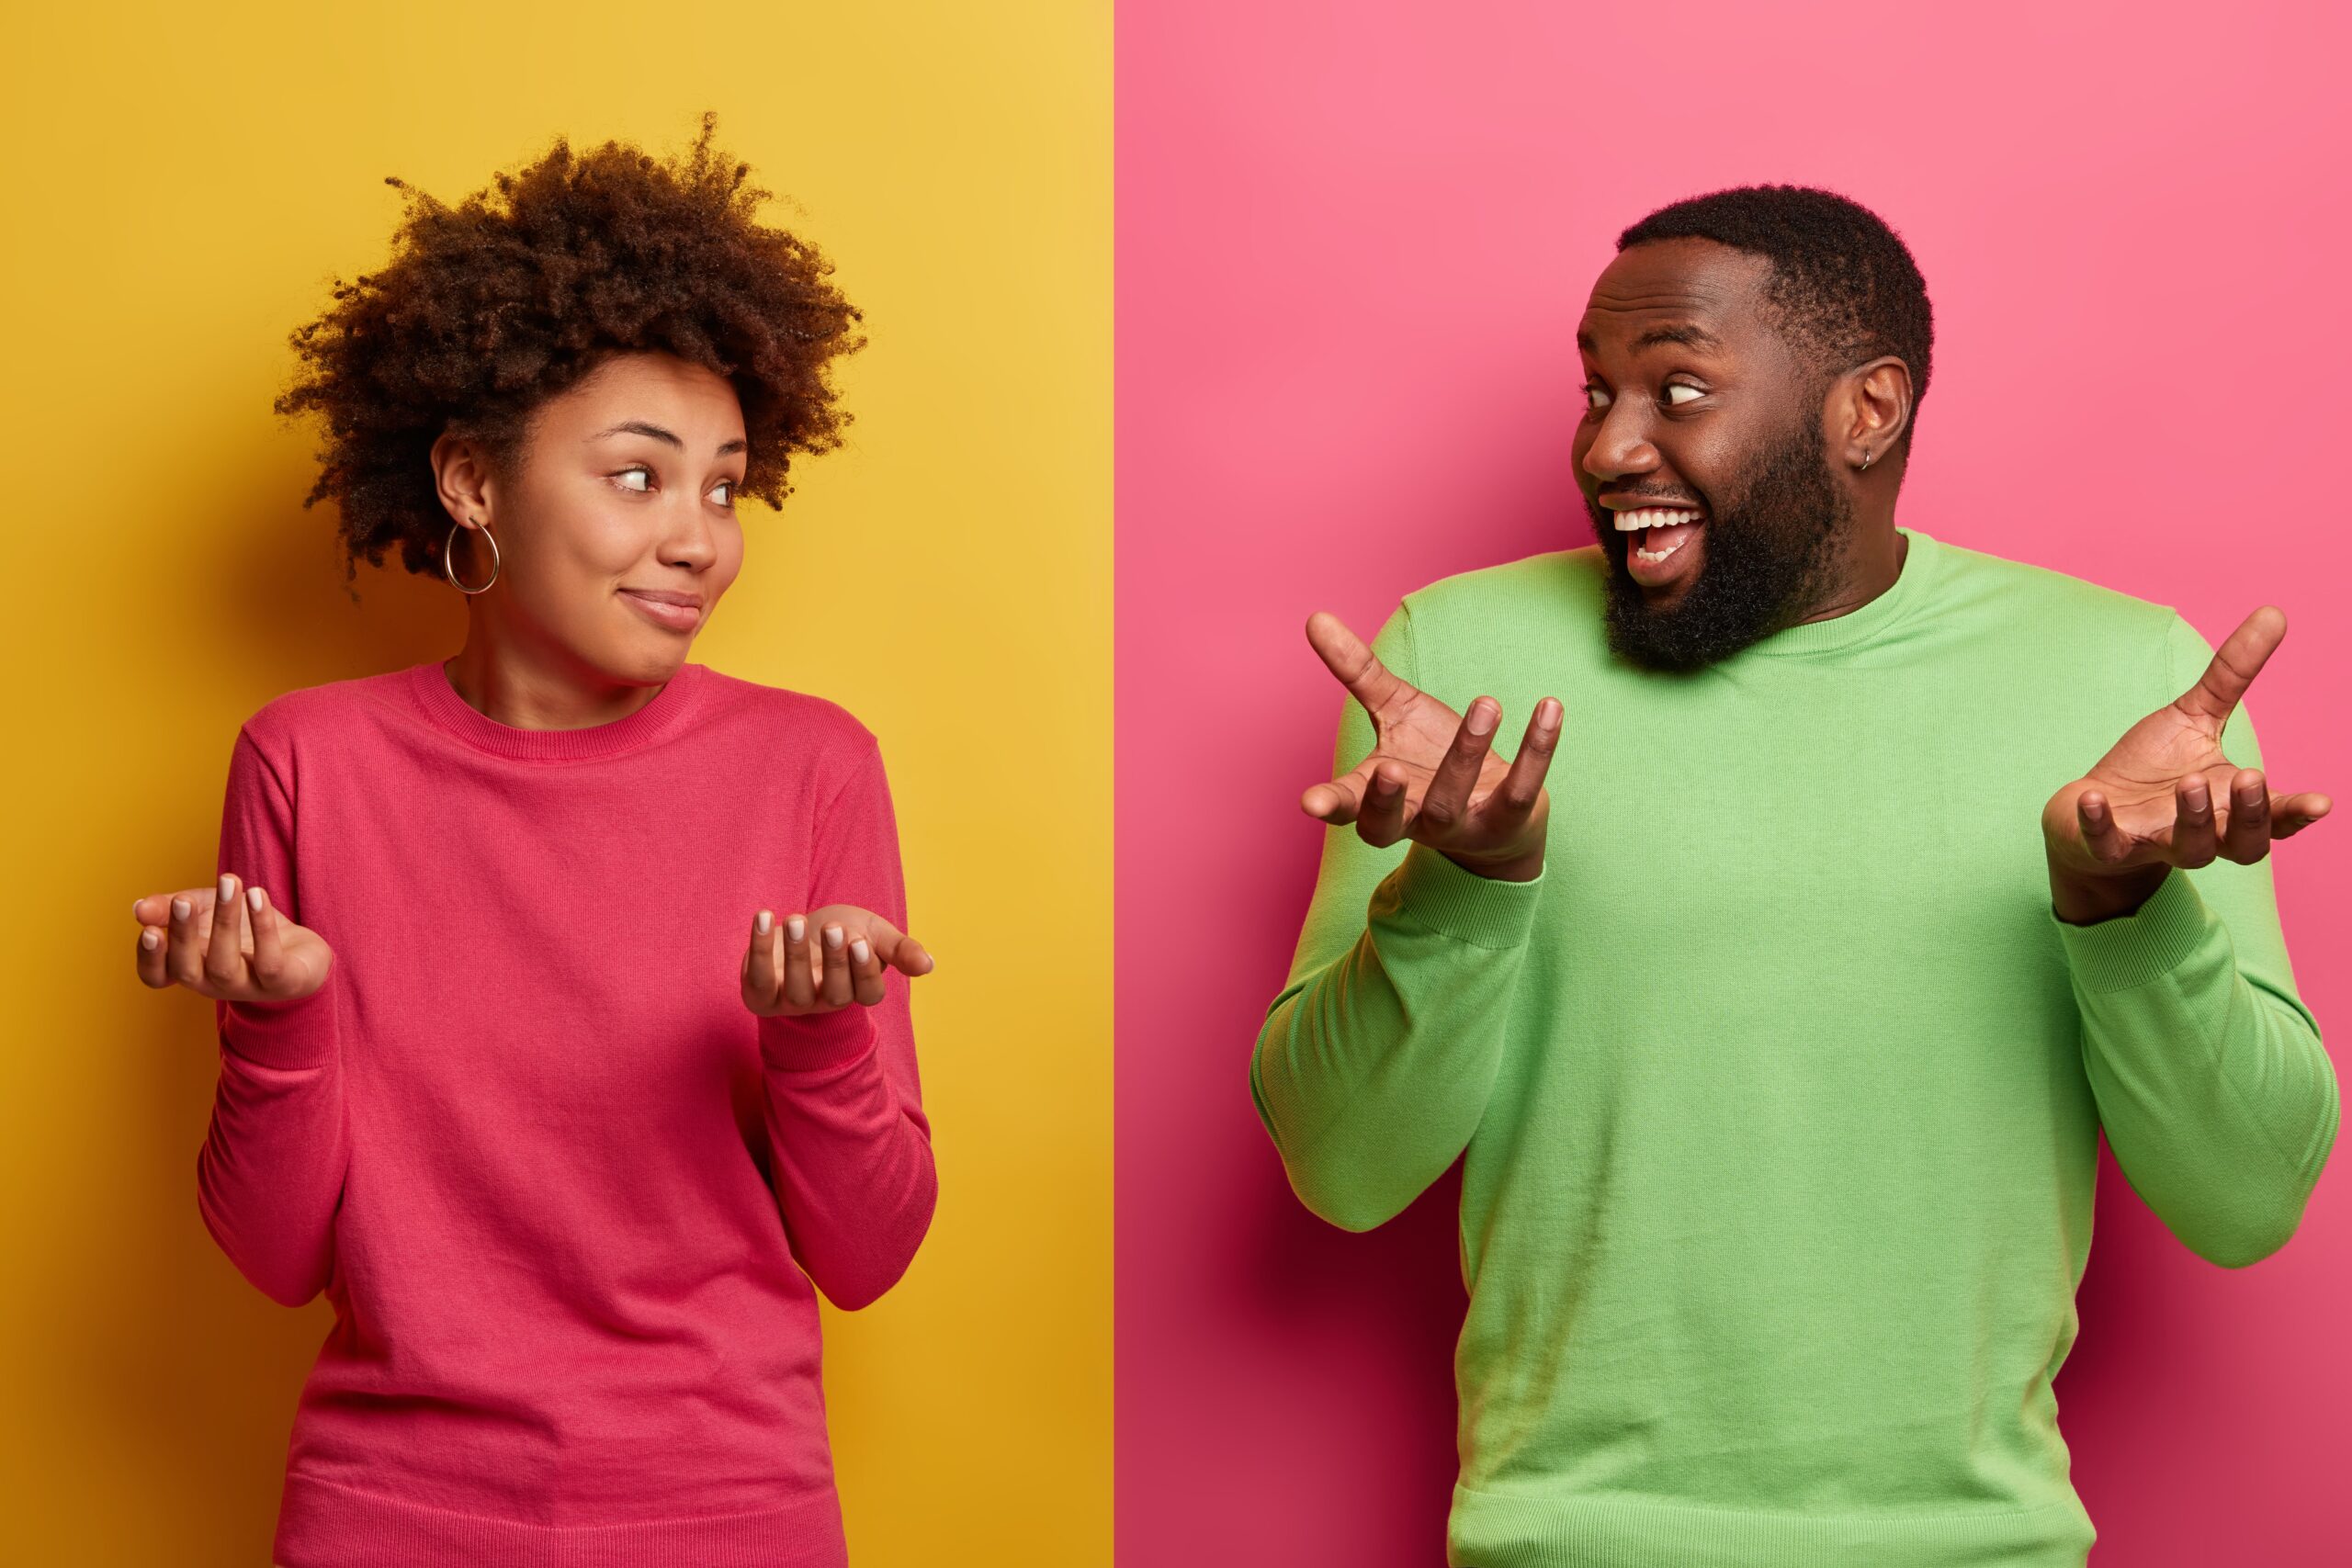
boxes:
[710,480,735,506]
[616,467,653,492]
[1663,384,1704,407]
[1583,384,1611,411]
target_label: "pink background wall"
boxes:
[1115,4,2350,1562]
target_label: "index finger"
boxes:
[2176,606,2285,728]
[745,909,782,1003]
[203,874,248,989]
[1305,612,1408,716]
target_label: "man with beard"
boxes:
[1250,186,2336,1566]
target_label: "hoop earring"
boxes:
[1859,446,1874,472]
[443,520,500,594]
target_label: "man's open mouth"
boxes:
[1613,504,1705,563]
[1606,502,1708,590]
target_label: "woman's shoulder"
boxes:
[691,664,881,758]
[232,665,419,758]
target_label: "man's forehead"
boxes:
[1577,240,1769,348]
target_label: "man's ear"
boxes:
[429,430,500,526]
[1832,356,1915,469]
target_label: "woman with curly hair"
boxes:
[128,113,936,1567]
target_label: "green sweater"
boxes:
[1250,526,2338,1568]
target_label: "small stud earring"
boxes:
[1860,446,1874,471]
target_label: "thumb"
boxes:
[868,918,935,977]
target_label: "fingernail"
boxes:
[756,910,773,934]
[247,887,265,912]
[219,874,234,901]
[1467,702,1496,736]
[171,897,191,920]
[823,925,844,949]
[141,929,160,951]
[786,917,806,942]
[851,939,870,964]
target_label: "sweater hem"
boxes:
[272,1470,848,1568]
[219,976,342,1071]
[2049,865,2213,993]
[759,1005,882,1072]
[1381,842,1546,950]
[1446,1483,2094,1568]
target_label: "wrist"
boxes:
[2047,858,2170,926]
[1442,844,1545,884]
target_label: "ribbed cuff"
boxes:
[220,976,340,1071]
[1374,842,1546,951]
[2051,867,2216,994]
[758,1006,881,1073]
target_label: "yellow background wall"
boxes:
[0,4,1109,1563]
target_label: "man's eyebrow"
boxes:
[585,421,747,457]
[1631,322,1722,353]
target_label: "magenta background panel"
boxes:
[1115,3,2352,1562]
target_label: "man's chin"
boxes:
[1600,554,1770,673]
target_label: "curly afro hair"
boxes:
[1618,185,1933,452]
[275,110,865,581]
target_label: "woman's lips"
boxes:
[620,590,704,631]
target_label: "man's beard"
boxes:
[1589,414,1850,673]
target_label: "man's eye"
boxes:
[1663,384,1704,406]
[616,467,653,491]
[1583,384,1612,410]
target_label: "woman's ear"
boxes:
[429,430,500,526]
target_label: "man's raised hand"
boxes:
[1299,611,1561,882]
[2042,605,2332,923]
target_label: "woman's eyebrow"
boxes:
[585,420,747,456]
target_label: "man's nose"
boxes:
[1580,402,1661,483]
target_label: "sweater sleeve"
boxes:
[1250,604,1545,1232]
[754,739,939,1310]
[196,726,350,1308]
[2052,613,2340,1268]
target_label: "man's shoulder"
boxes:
[1395,547,1611,654]
[1914,529,2188,667]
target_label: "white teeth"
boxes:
[1611,507,1703,532]
[1634,538,1687,562]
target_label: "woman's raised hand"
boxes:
[741,903,935,1018]
[130,874,334,1003]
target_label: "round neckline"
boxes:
[1738,525,1940,660]
[405,659,708,761]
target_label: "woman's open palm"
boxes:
[131,874,334,1004]
[742,903,935,1017]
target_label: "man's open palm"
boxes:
[1299,612,1562,882]
[2044,606,2331,897]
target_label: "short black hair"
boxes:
[1618,185,1932,450]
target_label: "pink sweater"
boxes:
[198,659,936,1568]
